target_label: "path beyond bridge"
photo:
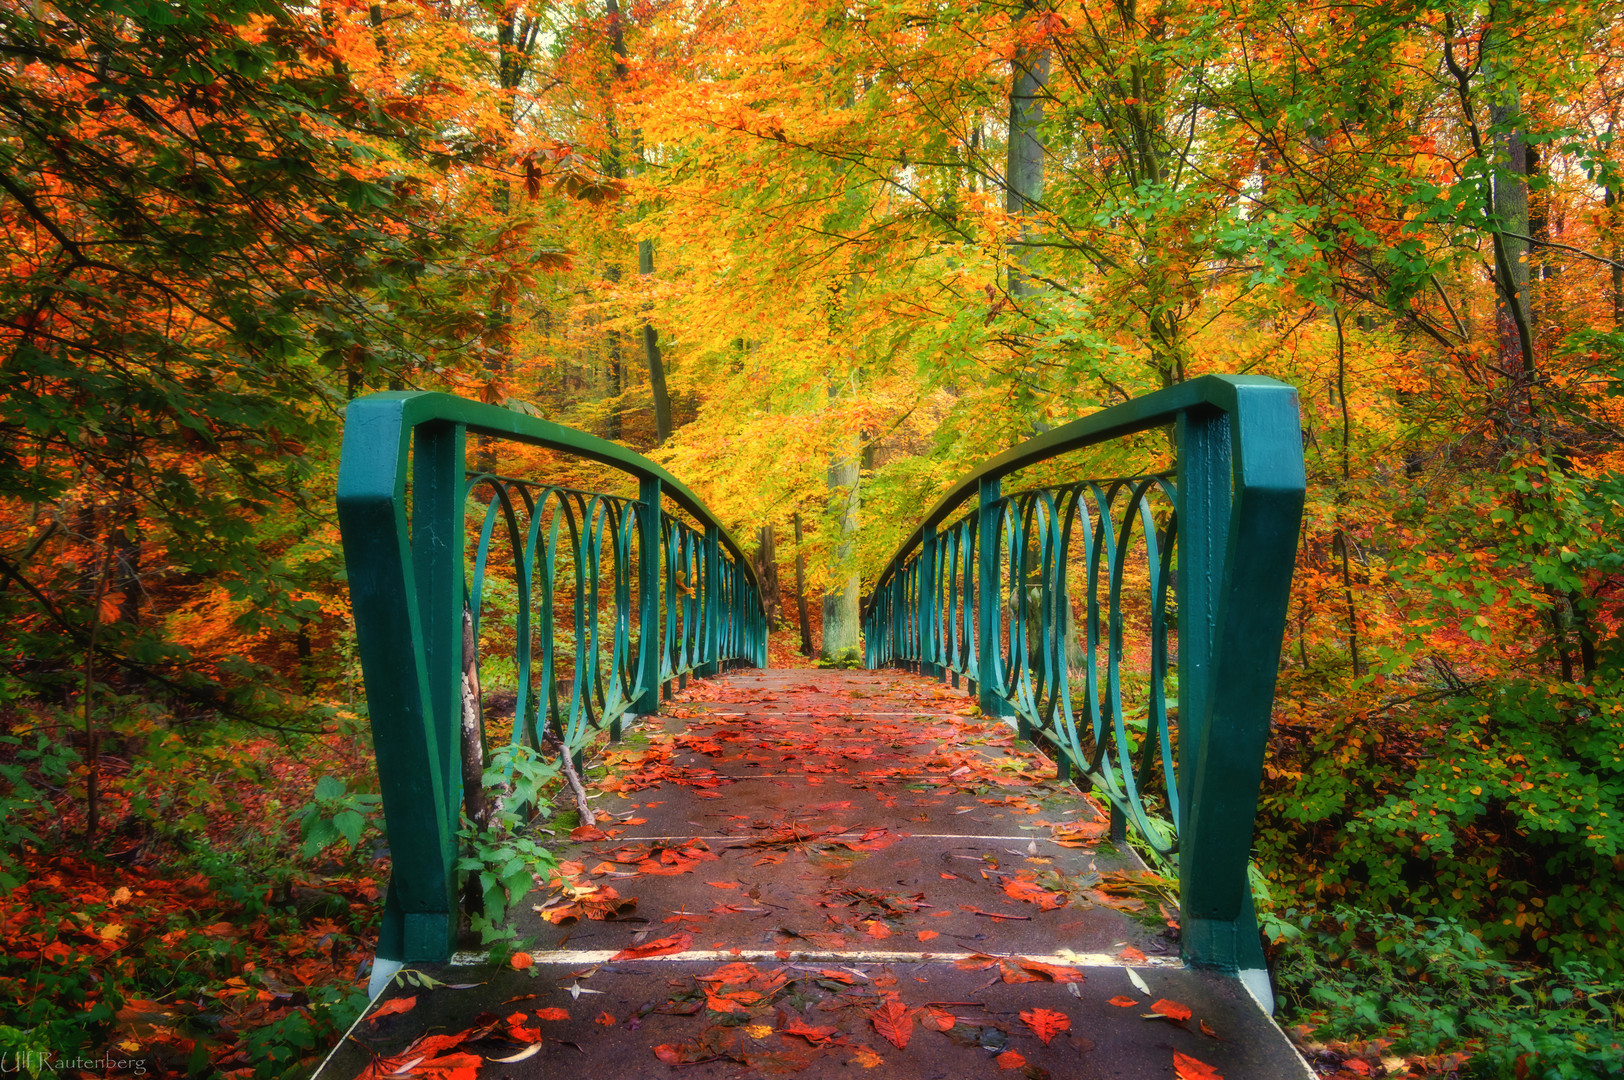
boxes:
[314,669,1309,1080]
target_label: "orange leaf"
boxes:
[997,1050,1027,1069]
[509,952,533,970]
[1002,878,1067,910]
[570,824,608,841]
[782,1018,839,1044]
[653,1044,682,1063]
[1107,995,1138,1007]
[1014,958,1085,983]
[366,996,417,1023]
[1019,1007,1071,1045]
[595,1011,616,1026]
[870,999,913,1049]
[922,1007,955,1032]
[916,929,939,942]
[849,1046,884,1068]
[1120,945,1147,963]
[534,1007,570,1020]
[1174,1051,1224,1080]
[611,932,692,960]
[1151,998,1193,1022]
[864,920,892,939]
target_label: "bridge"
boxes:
[315,376,1312,1078]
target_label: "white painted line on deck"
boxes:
[600,833,1065,843]
[447,947,1180,968]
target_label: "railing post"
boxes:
[976,478,1013,717]
[632,476,662,722]
[697,523,721,676]
[1177,387,1303,983]
[338,411,465,964]
[919,526,940,678]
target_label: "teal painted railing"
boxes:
[337,392,766,963]
[862,374,1304,977]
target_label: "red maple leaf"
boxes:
[782,1018,839,1044]
[365,995,416,1023]
[611,932,693,960]
[1174,1051,1225,1080]
[1020,1007,1071,1045]
[1152,998,1193,1022]
[870,998,913,1049]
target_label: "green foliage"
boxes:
[1259,672,1624,971]
[297,775,382,861]
[0,732,76,887]
[241,981,369,1080]
[457,745,562,943]
[1272,907,1624,1078]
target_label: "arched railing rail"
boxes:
[338,392,766,963]
[861,374,1304,978]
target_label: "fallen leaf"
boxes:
[490,1043,541,1063]
[1151,999,1193,1022]
[595,1011,616,1026]
[782,1018,839,1044]
[1200,1019,1224,1040]
[917,930,939,942]
[1002,878,1067,910]
[1126,967,1151,995]
[849,1046,884,1068]
[997,1050,1027,1069]
[534,1007,570,1020]
[366,996,417,1023]
[921,1007,955,1032]
[1107,995,1138,1007]
[509,952,533,970]
[1174,1051,1224,1080]
[871,999,913,1049]
[570,824,608,841]
[1120,945,1147,963]
[610,932,692,960]
[1020,1008,1071,1045]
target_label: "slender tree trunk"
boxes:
[1005,26,1048,300]
[793,513,813,657]
[820,433,862,666]
[756,525,781,630]
[1332,310,1361,678]
[460,607,488,915]
[639,239,673,443]
[82,538,114,849]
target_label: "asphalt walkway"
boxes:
[315,668,1310,1079]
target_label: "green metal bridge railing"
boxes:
[337,392,766,964]
[862,374,1305,983]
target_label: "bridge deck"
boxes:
[315,669,1309,1080]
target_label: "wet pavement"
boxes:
[314,669,1311,1079]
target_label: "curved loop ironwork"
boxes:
[338,392,766,963]
[861,374,1305,975]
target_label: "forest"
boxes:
[0,0,1622,1074]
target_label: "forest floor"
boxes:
[312,668,1307,1080]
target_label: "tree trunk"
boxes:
[639,239,673,442]
[1005,27,1049,300]
[820,436,861,667]
[793,513,813,657]
[1486,32,1535,417]
[756,525,781,630]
